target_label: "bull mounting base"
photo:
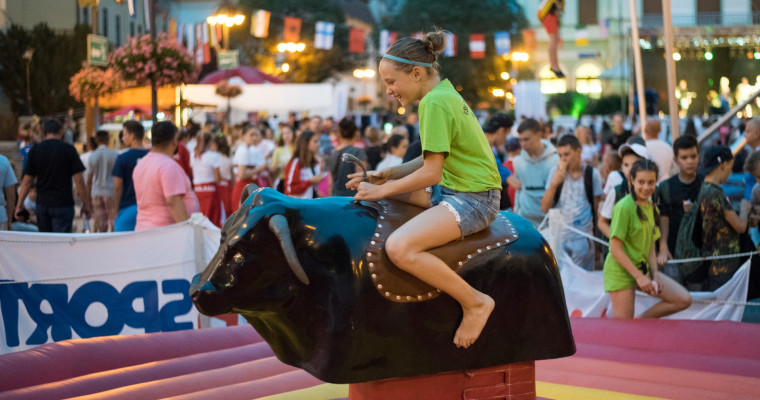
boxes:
[348,361,536,400]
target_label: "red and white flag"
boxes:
[283,16,301,42]
[469,33,485,59]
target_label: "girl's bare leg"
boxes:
[385,205,495,348]
[608,289,635,318]
[639,274,692,318]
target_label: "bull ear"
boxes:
[269,214,310,285]
[240,183,260,206]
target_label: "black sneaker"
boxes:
[551,68,565,78]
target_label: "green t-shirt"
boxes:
[604,194,661,272]
[418,79,502,193]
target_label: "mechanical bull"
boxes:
[190,186,575,383]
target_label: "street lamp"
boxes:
[22,48,34,115]
[277,42,306,53]
[353,68,375,79]
[207,11,244,49]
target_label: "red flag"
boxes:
[349,28,366,53]
[469,33,485,59]
[523,29,537,51]
[283,16,301,42]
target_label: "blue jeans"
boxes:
[36,204,74,233]
[430,186,501,237]
[114,204,138,232]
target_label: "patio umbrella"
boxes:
[198,66,284,85]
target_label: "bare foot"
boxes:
[453,293,495,349]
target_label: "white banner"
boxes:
[0,214,220,354]
[545,231,750,321]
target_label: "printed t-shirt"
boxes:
[232,145,265,175]
[604,195,660,283]
[112,148,150,210]
[23,139,85,207]
[191,151,222,185]
[133,152,200,231]
[88,145,119,197]
[419,79,501,193]
[545,164,602,233]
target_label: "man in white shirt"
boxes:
[643,117,674,182]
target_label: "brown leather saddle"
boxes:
[364,200,519,303]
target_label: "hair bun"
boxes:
[422,30,447,55]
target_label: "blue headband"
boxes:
[382,54,433,68]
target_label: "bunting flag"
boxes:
[523,29,537,51]
[412,32,423,40]
[469,33,485,59]
[283,16,301,42]
[251,10,270,38]
[127,0,136,17]
[216,24,223,45]
[443,32,456,57]
[196,24,204,65]
[379,29,392,54]
[575,28,589,46]
[202,22,211,63]
[186,24,195,53]
[314,21,335,50]
[599,18,610,39]
[494,31,511,56]
[177,22,184,44]
[209,22,218,47]
[349,27,366,53]
[169,18,177,41]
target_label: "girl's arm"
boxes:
[610,237,657,295]
[648,244,663,294]
[355,153,443,201]
[345,156,424,190]
[213,167,221,184]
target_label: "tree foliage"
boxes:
[237,0,365,83]
[0,23,89,117]
[384,0,528,104]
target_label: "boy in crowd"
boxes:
[513,118,559,226]
[655,135,702,266]
[597,139,647,237]
[697,146,751,291]
[113,121,149,232]
[541,135,603,270]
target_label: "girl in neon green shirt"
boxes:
[346,31,501,349]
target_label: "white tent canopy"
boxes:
[183,83,347,120]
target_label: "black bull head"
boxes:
[190,186,575,383]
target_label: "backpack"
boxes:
[553,165,595,221]
[673,189,705,280]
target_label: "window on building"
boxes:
[130,21,135,38]
[138,24,143,36]
[578,0,598,26]
[539,65,567,95]
[753,0,760,24]
[115,15,121,47]
[102,8,108,38]
[643,0,662,15]
[82,7,89,25]
[697,0,720,25]
[575,63,603,98]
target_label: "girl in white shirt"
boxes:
[376,133,409,171]
[191,133,222,227]
[231,128,267,213]
[215,135,234,222]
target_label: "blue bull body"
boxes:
[191,187,575,383]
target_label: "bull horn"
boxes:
[269,214,310,285]
[240,183,260,206]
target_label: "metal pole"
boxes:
[697,88,760,145]
[149,0,158,125]
[661,0,679,139]
[627,0,647,126]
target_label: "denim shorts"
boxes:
[429,185,501,237]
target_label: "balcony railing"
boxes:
[640,12,760,28]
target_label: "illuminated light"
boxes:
[225,19,234,27]
[216,14,228,24]
[296,43,306,52]
[281,63,290,72]
[492,88,505,97]
[506,92,514,100]
[672,52,681,61]
[277,43,287,52]
[206,16,217,25]
[704,51,713,60]
[353,69,365,78]
[500,72,510,80]
[455,85,463,91]
[748,52,754,59]
[233,14,245,25]
[755,52,760,60]
[287,43,297,52]
[398,106,406,115]
[364,69,376,78]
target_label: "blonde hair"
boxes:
[384,29,448,73]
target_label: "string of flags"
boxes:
[165,7,547,66]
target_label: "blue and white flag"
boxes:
[315,21,334,50]
[143,0,151,29]
[494,31,511,56]
[443,32,457,57]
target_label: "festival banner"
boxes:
[494,31,511,56]
[314,21,335,50]
[469,33,485,59]
[443,32,457,57]
[0,216,221,354]
[283,16,301,42]
[251,10,271,38]
[349,27,366,53]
